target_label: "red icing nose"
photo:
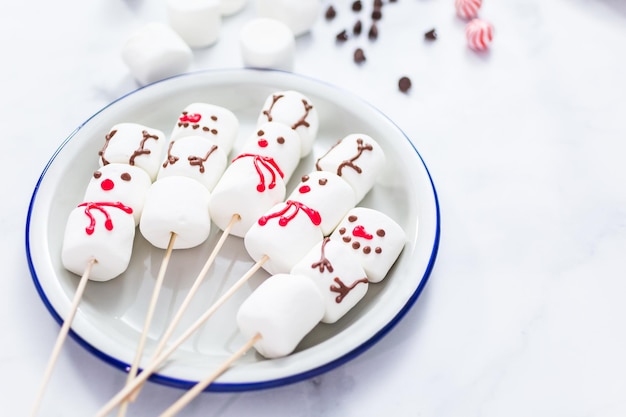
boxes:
[352,225,373,240]
[101,179,115,191]
[298,185,311,194]
[258,138,268,147]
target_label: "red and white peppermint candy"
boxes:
[455,0,482,20]
[465,18,494,51]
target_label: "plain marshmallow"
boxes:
[166,0,222,48]
[236,273,324,358]
[121,22,193,86]
[240,18,295,71]
[256,0,322,37]
[220,0,249,15]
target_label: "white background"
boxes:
[2,0,626,416]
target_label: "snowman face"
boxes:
[294,171,340,199]
[336,213,387,255]
[241,122,301,182]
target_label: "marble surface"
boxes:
[2,0,626,416]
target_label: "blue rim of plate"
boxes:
[24,68,441,392]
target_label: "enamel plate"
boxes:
[26,69,440,391]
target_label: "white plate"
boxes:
[26,69,440,391]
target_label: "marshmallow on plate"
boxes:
[170,102,239,155]
[98,123,167,181]
[330,207,406,283]
[244,200,324,275]
[158,136,228,191]
[166,0,222,49]
[236,273,324,358]
[292,238,368,324]
[121,22,193,86]
[240,17,295,71]
[62,202,136,282]
[220,0,249,15]
[209,153,287,237]
[257,90,319,158]
[315,133,385,204]
[139,176,212,249]
[82,163,152,225]
[286,171,356,236]
[256,0,322,37]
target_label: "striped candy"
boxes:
[455,0,482,20]
[465,18,493,51]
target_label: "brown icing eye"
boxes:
[318,178,328,186]
[211,115,218,121]
[348,215,358,222]
[301,174,310,182]
[93,170,102,179]
[276,136,285,144]
[121,172,131,181]
[257,129,264,136]
[377,229,385,237]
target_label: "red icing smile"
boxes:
[180,113,201,123]
[101,178,114,191]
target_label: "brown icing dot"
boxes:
[277,136,285,144]
[363,246,371,254]
[376,229,386,237]
[120,172,131,181]
[339,227,346,234]
[343,236,351,243]
[301,174,310,182]
[93,171,102,179]
[375,247,382,254]
[348,215,358,222]
[319,178,328,185]
[352,241,360,249]
[257,129,264,136]
[210,129,218,135]
[371,9,382,21]
[211,115,218,121]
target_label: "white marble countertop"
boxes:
[3,0,626,416]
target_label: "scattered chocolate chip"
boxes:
[424,28,437,40]
[336,29,349,42]
[389,0,397,2]
[368,23,378,40]
[325,5,337,20]
[374,0,383,7]
[352,0,362,11]
[398,76,411,93]
[372,8,382,20]
[354,48,366,64]
[353,19,363,35]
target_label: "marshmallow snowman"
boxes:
[330,207,406,283]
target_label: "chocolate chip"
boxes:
[353,19,363,35]
[336,29,349,42]
[368,23,378,40]
[325,5,337,20]
[371,9,382,20]
[354,48,366,64]
[352,0,362,11]
[424,28,437,40]
[398,76,411,93]
[374,0,383,7]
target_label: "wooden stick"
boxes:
[116,232,177,417]
[94,255,268,417]
[159,333,262,417]
[125,214,240,403]
[30,258,96,417]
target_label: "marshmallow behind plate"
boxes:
[158,136,228,191]
[244,200,324,275]
[170,103,239,155]
[292,238,368,324]
[330,207,406,283]
[220,0,249,15]
[62,203,135,282]
[257,90,319,158]
[315,133,385,204]
[240,17,295,71]
[121,22,193,86]
[83,163,152,225]
[256,0,322,37]
[99,123,167,181]
[166,0,222,49]
[139,176,211,249]
[236,273,324,358]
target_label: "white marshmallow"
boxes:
[315,133,385,204]
[291,238,368,324]
[166,0,221,49]
[240,122,301,183]
[287,171,356,236]
[62,203,136,282]
[220,0,248,15]
[121,22,193,86]
[244,201,324,275]
[240,17,295,71]
[209,154,287,237]
[99,123,167,181]
[158,136,228,191]
[139,176,212,249]
[256,0,322,37]
[170,103,239,155]
[82,163,152,225]
[236,273,324,358]
[330,207,406,283]
[257,90,319,158]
